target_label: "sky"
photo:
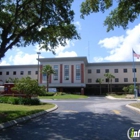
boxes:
[0,1,140,65]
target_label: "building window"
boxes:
[88,69,92,73]
[133,78,137,82]
[106,79,109,82]
[35,71,38,75]
[54,65,58,80]
[43,73,46,83]
[114,69,118,73]
[20,71,24,75]
[76,64,81,80]
[0,72,2,75]
[132,68,137,72]
[105,69,109,73]
[115,78,119,82]
[64,65,69,80]
[28,71,31,75]
[6,71,9,75]
[96,69,100,73]
[123,69,127,73]
[88,79,92,83]
[13,71,16,75]
[124,78,128,82]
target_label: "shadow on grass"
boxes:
[0,110,44,124]
[0,111,140,140]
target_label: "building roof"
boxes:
[38,56,88,64]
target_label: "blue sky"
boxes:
[0,1,140,65]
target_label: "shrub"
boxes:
[0,96,9,103]
[0,96,40,105]
[7,97,19,104]
[45,92,56,96]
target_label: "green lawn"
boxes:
[129,103,140,109]
[108,94,140,99]
[0,103,55,124]
[108,94,126,98]
[38,94,88,100]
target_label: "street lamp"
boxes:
[37,52,41,84]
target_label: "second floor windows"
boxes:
[105,69,109,73]
[64,65,69,80]
[123,69,127,73]
[96,69,100,73]
[76,64,81,80]
[54,65,58,80]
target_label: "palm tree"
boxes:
[104,73,115,93]
[110,74,115,93]
[96,78,104,95]
[42,65,55,92]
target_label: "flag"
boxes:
[133,50,140,59]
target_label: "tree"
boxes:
[80,0,140,32]
[12,76,42,96]
[0,0,80,60]
[122,86,128,94]
[104,73,115,93]
[42,65,55,92]
[96,78,104,95]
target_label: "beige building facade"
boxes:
[0,57,139,94]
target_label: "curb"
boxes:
[126,104,140,113]
[0,104,58,130]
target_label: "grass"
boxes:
[38,94,88,100]
[0,103,55,124]
[129,103,140,109]
[108,94,126,98]
[108,94,140,99]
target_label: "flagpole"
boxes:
[132,49,137,98]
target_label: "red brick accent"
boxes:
[81,63,84,83]
[71,65,74,83]
[60,64,63,83]
[49,75,51,83]
[40,65,43,84]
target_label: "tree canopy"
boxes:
[0,0,80,60]
[80,0,140,32]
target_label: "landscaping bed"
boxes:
[0,103,55,124]
[39,93,88,99]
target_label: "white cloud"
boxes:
[93,57,104,62]
[98,36,124,49]
[0,60,10,65]
[74,21,81,30]
[8,49,43,65]
[96,24,140,62]
[55,51,77,57]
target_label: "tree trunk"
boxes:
[108,81,109,94]
[46,75,49,92]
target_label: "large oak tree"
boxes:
[80,0,140,32]
[0,0,80,60]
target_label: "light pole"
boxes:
[37,52,41,85]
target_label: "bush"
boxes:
[7,97,19,104]
[45,92,56,96]
[0,96,40,105]
[0,96,9,103]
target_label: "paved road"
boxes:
[0,97,140,140]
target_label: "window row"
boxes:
[88,78,137,83]
[0,71,38,75]
[88,68,137,74]
[43,64,81,81]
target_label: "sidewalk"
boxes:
[0,104,58,130]
[106,96,140,113]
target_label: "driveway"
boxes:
[0,97,140,140]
